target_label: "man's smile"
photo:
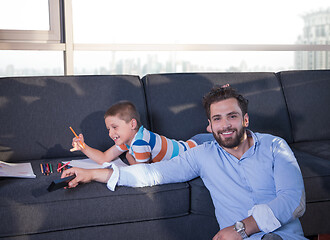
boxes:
[219,129,236,138]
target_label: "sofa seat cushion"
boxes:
[292,148,330,236]
[189,177,216,217]
[291,140,330,161]
[0,158,190,238]
[291,149,330,203]
[3,215,220,240]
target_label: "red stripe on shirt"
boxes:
[152,136,167,163]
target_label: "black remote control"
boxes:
[47,175,76,192]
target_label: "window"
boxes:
[0,0,61,42]
[72,0,329,45]
[0,0,329,77]
[74,51,299,76]
[0,50,64,77]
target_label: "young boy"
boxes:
[71,101,212,165]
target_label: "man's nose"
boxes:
[220,118,231,129]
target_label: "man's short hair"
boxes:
[104,101,142,128]
[202,85,249,119]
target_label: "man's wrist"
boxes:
[91,168,113,183]
[235,216,260,238]
[234,221,248,239]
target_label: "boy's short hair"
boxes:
[104,101,142,128]
[202,85,249,119]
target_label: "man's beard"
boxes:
[212,126,246,149]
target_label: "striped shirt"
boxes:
[116,126,197,163]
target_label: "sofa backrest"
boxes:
[279,70,330,142]
[0,75,148,162]
[142,72,293,143]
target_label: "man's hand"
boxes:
[213,216,259,240]
[61,167,93,188]
[212,225,242,240]
[61,167,113,188]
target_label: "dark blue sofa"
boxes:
[0,71,329,239]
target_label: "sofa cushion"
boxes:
[291,149,330,203]
[3,215,219,240]
[279,70,330,142]
[0,158,190,238]
[189,177,216,217]
[291,140,330,161]
[142,73,293,143]
[299,201,330,236]
[293,147,330,236]
[0,75,149,162]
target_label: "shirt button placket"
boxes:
[238,160,254,197]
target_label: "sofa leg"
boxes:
[317,234,330,240]
[309,234,330,240]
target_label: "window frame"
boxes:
[0,0,61,43]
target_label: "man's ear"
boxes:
[243,113,249,127]
[207,119,212,133]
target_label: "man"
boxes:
[63,85,306,239]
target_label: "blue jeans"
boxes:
[262,233,283,240]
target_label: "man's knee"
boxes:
[261,233,283,240]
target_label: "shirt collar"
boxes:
[246,129,259,157]
[126,125,144,149]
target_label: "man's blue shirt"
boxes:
[109,131,306,239]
